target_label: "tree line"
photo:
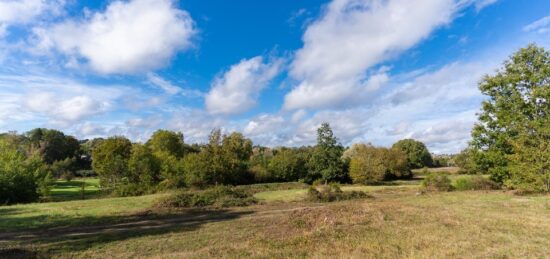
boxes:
[0,124,433,204]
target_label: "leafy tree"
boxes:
[92,136,132,190]
[182,152,212,188]
[348,144,410,184]
[471,44,549,191]
[146,130,185,158]
[308,123,345,183]
[25,128,80,164]
[268,148,307,182]
[0,139,52,204]
[392,139,433,169]
[127,144,161,192]
[50,157,77,181]
[221,132,253,184]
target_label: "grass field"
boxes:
[49,178,102,202]
[1,175,549,258]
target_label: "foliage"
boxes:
[25,128,81,164]
[348,144,411,184]
[91,136,132,190]
[268,148,308,182]
[308,123,345,183]
[453,176,498,191]
[470,44,549,192]
[0,139,52,204]
[147,130,186,158]
[421,173,453,192]
[306,183,368,202]
[127,144,161,192]
[50,157,77,181]
[392,139,433,169]
[157,186,257,208]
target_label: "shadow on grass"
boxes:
[1,208,253,257]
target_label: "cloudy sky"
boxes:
[0,0,548,153]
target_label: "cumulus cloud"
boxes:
[205,56,282,115]
[284,0,499,111]
[284,0,465,110]
[34,0,195,74]
[0,73,123,127]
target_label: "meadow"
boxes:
[1,172,549,258]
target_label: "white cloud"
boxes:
[244,114,285,136]
[147,73,181,95]
[34,0,195,74]
[0,74,123,127]
[205,56,282,115]
[472,0,498,12]
[168,108,230,143]
[523,16,550,34]
[285,0,464,110]
[147,73,204,98]
[0,0,64,28]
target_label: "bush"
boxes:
[454,176,498,191]
[157,186,257,208]
[306,183,369,202]
[422,173,453,191]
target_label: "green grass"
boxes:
[253,185,419,202]
[1,180,549,258]
[0,193,167,231]
[2,188,548,258]
[49,178,102,202]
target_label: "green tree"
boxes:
[471,44,549,191]
[25,128,80,164]
[308,123,345,183]
[268,148,307,182]
[348,144,410,184]
[221,132,253,184]
[0,139,51,204]
[392,139,433,169]
[146,130,185,158]
[92,136,132,190]
[127,144,161,192]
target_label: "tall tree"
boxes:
[308,123,345,183]
[471,44,549,191]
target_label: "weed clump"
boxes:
[157,186,257,208]
[307,183,369,202]
[422,173,453,191]
[453,176,498,191]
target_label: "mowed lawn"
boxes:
[0,178,549,258]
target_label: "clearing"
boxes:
[0,176,549,258]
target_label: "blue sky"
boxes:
[0,0,548,153]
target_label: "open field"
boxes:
[412,166,461,174]
[1,177,549,258]
[49,178,102,202]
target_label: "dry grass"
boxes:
[2,187,549,258]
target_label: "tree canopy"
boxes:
[391,139,432,169]
[470,44,549,192]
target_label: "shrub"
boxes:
[157,186,257,208]
[306,183,369,202]
[422,173,453,191]
[454,176,498,191]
